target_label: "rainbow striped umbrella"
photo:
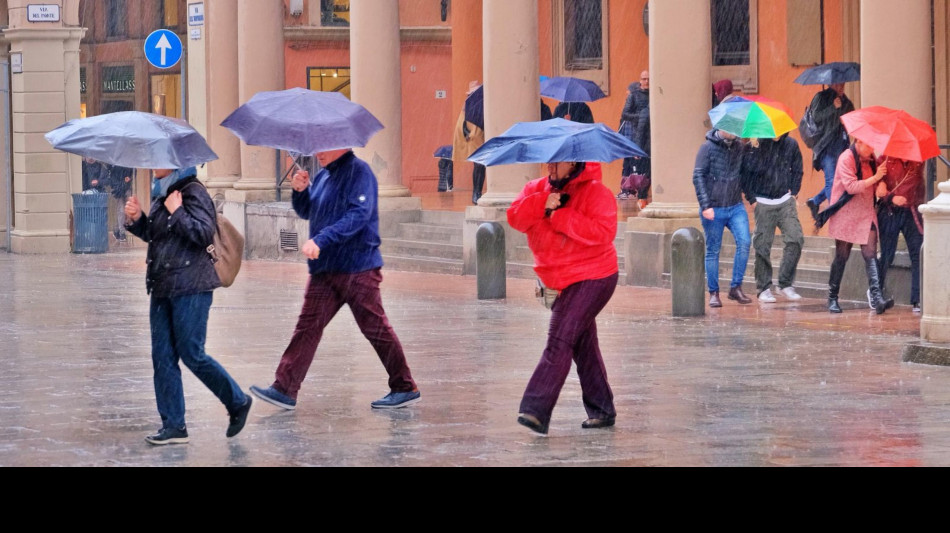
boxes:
[708,96,798,139]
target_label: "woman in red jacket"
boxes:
[507,161,619,435]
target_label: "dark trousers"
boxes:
[519,272,618,426]
[472,163,486,204]
[878,206,922,304]
[150,292,247,430]
[273,269,416,399]
[752,199,804,293]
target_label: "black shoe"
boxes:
[828,298,842,314]
[581,416,616,429]
[806,199,820,221]
[145,426,189,446]
[517,413,549,435]
[709,291,722,308]
[226,396,253,438]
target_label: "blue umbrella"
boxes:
[433,145,453,159]
[220,88,384,154]
[540,76,606,102]
[794,61,861,85]
[467,118,647,166]
[45,111,218,169]
[464,85,484,130]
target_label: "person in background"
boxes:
[741,133,805,303]
[106,164,134,241]
[692,127,753,308]
[81,157,108,192]
[454,81,486,205]
[805,83,855,220]
[553,101,594,124]
[507,160,619,435]
[124,167,252,445]
[618,71,651,209]
[712,79,734,108]
[875,157,924,313]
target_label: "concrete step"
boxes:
[382,253,463,276]
[420,210,465,226]
[379,239,463,261]
[397,222,463,245]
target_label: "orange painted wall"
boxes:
[449,0,483,194]
[401,41,454,192]
[284,42,349,92]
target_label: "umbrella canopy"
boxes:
[45,111,218,169]
[540,76,606,102]
[794,61,861,86]
[220,88,383,154]
[708,95,798,139]
[433,145,453,159]
[467,118,647,166]
[464,85,484,130]
[840,106,940,162]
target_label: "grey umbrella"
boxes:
[220,88,384,155]
[45,111,218,169]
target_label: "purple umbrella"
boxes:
[464,85,484,130]
[220,88,384,155]
[540,76,606,103]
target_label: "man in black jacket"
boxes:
[741,134,805,303]
[693,128,753,308]
[619,71,651,206]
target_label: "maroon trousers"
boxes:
[273,269,417,399]
[519,273,618,426]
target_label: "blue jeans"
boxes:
[700,203,751,292]
[878,206,923,304]
[810,152,840,206]
[150,292,247,430]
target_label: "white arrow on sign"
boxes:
[156,33,172,66]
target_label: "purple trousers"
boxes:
[520,272,618,426]
[273,269,417,399]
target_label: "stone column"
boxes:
[919,182,950,342]
[232,0,283,200]
[3,0,85,253]
[623,0,710,286]
[0,41,10,249]
[201,1,241,190]
[860,0,932,121]
[460,0,539,275]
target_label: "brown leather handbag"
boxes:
[208,212,244,288]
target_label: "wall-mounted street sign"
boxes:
[144,29,183,69]
[27,4,60,22]
[188,3,205,26]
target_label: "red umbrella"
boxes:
[840,106,939,162]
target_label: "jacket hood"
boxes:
[547,161,602,189]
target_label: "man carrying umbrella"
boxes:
[248,151,421,411]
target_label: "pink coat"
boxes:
[827,149,879,245]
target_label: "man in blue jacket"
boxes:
[250,148,420,411]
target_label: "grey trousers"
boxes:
[753,198,804,293]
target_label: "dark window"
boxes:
[321,0,350,27]
[106,0,127,38]
[565,0,603,70]
[711,0,750,66]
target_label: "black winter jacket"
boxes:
[126,176,221,297]
[620,83,650,155]
[809,88,854,169]
[741,134,804,203]
[693,129,747,210]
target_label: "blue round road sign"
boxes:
[144,29,183,69]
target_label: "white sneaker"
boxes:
[780,287,802,301]
[758,290,777,303]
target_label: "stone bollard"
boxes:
[476,222,506,300]
[671,227,706,317]
[918,181,950,342]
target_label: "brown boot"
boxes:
[709,291,722,308]
[728,286,752,304]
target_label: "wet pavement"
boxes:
[1,249,947,467]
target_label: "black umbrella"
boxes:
[464,85,484,130]
[794,62,860,86]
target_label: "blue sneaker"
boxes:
[371,390,421,409]
[249,385,296,411]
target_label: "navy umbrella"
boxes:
[540,76,606,102]
[45,111,218,169]
[221,88,384,154]
[433,145,453,159]
[467,118,647,166]
[464,85,484,130]
[794,62,861,85]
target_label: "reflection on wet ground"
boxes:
[0,250,946,467]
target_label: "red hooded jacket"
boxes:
[507,162,618,291]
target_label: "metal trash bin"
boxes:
[72,191,109,254]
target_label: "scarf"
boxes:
[151,167,197,199]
